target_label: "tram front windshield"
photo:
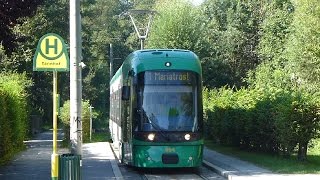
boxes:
[136,71,199,132]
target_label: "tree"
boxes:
[258,0,293,62]
[282,0,320,161]
[3,0,148,128]
[248,0,293,90]
[199,0,268,87]
[81,0,134,125]
[147,0,201,50]
[8,0,69,123]
[284,0,320,92]
[0,0,43,54]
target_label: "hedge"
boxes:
[0,72,31,165]
[203,86,320,160]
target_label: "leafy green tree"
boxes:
[81,0,135,125]
[147,0,201,50]
[0,0,43,54]
[0,45,9,70]
[125,0,157,9]
[201,57,233,88]
[284,0,320,92]
[199,0,267,87]
[282,0,320,161]
[247,0,293,91]
[7,0,129,126]
[11,0,69,123]
[258,0,293,63]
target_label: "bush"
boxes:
[274,91,320,159]
[59,100,97,143]
[0,72,31,164]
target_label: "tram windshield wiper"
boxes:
[148,114,170,141]
[139,108,170,141]
[140,109,169,141]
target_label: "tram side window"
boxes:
[118,88,121,124]
[116,89,120,125]
[111,91,115,122]
[110,92,113,121]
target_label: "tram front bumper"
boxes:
[132,144,203,168]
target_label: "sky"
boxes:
[190,0,205,6]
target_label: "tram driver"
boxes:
[168,95,180,130]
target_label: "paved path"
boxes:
[82,142,122,179]
[0,130,66,180]
[0,130,122,180]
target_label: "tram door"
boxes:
[122,76,133,164]
[127,76,134,163]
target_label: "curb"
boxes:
[202,160,235,180]
[111,159,123,180]
[108,142,124,180]
[202,160,320,180]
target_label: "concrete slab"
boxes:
[82,142,123,180]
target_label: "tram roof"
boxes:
[110,49,201,85]
[134,49,196,60]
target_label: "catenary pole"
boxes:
[110,43,114,78]
[89,105,94,142]
[70,0,82,156]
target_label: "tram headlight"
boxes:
[184,133,191,141]
[165,62,171,67]
[147,133,155,141]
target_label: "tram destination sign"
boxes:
[144,71,194,84]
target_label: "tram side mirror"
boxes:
[122,86,130,101]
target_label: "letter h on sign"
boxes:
[46,38,58,55]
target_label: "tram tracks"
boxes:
[142,173,206,180]
[142,173,206,179]
[140,166,225,180]
[110,142,226,180]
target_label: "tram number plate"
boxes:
[165,147,176,153]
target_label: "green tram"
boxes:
[109,49,203,168]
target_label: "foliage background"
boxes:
[59,100,98,143]
[0,72,32,165]
[1,0,320,162]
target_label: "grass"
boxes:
[60,131,110,149]
[205,139,320,174]
[88,132,110,143]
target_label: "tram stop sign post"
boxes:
[33,33,69,71]
[33,33,69,180]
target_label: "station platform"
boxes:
[0,130,123,180]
